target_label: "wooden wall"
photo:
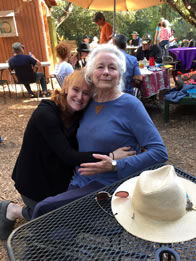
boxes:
[0,0,50,79]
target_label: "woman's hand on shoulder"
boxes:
[110,146,136,160]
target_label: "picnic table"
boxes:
[168,47,196,71]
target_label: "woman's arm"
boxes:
[33,102,134,167]
[154,29,158,44]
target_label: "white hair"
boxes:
[85,44,126,91]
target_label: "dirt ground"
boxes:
[0,86,196,260]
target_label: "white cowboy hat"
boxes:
[111,165,196,243]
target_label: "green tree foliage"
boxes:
[166,0,196,27]
[52,0,196,45]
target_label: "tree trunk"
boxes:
[56,2,73,30]
[166,0,196,27]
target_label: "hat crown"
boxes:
[132,165,187,221]
[12,42,23,50]
[142,34,152,40]
[78,42,90,52]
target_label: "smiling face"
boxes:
[67,80,92,113]
[92,52,120,90]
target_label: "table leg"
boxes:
[164,100,170,123]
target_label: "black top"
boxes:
[136,45,162,63]
[8,54,37,83]
[132,38,140,46]
[12,100,99,201]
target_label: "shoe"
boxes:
[28,92,35,98]
[42,91,50,98]
[0,200,16,240]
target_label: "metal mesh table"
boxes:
[7,165,196,261]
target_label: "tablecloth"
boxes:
[142,69,170,97]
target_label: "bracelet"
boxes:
[112,152,115,160]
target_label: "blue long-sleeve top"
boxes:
[71,94,168,187]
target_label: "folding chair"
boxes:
[0,67,11,103]
[50,74,63,88]
[132,78,143,99]
[162,45,182,86]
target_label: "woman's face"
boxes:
[67,80,91,113]
[92,52,120,90]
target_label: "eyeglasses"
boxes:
[95,191,129,217]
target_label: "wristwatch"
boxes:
[112,160,117,172]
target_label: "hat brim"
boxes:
[111,176,196,243]
[77,49,90,52]
[142,40,150,44]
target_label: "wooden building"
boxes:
[0,0,57,80]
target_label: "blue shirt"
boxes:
[71,94,168,187]
[121,50,141,95]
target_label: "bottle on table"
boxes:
[143,57,148,68]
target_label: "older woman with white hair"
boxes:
[32,44,168,218]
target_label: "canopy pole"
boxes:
[113,0,116,36]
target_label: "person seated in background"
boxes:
[53,42,74,87]
[94,12,113,44]
[129,31,141,55]
[169,29,178,49]
[136,34,162,64]
[71,42,90,69]
[188,39,196,47]
[181,39,190,47]
[8,42,49,98]
[129,31,141,47]
[83,35,90,44]
[113,34,142,95]
[90,36,99,50]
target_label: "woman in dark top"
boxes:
[0,69,132,240]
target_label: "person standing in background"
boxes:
[94,12,113,44]
[159,20,171,56]
[154,18,164,45]
[90,36,99,50]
